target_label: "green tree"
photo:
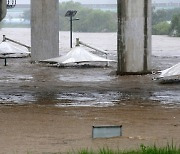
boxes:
[152,21,171,35]
[59,1,117,32]
[20,2,180,35]
[152,9,168,25]
[74,10,116,32]
[59,1,83,31]
[152,8,180,26]
[152,8,180,36]
[170,13,180,36]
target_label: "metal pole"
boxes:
[79,40,107,54]
[76,38,109,66]
[76,38,80,46]
[4,58,7,66]
[3,35,6,42]
[70,16,73,48]
[5,37,31,51]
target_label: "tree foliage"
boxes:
[152,8,180,25]
[152,21,171,35]
[152,8,180,36]
[59,1,117,32]
[170,13,180,36]
[4,1,180,36]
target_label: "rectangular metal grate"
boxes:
[92,125,122,139]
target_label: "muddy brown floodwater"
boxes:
[0,28,180,154]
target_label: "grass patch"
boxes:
[70,143,180,154]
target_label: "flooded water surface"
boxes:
[0,28,180,108]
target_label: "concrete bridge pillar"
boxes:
[117,0,152,75]
[31,0,59,61]
[0,0,7,21]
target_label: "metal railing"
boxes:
[7,0,16,9]
[76,38,110,66]
[3,35,31,52]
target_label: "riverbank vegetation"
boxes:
[152,8,180,36]
[1,1,180,36]
[59,1,117,32]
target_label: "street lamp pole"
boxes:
[70,16,73,48]
[65,10,79,48]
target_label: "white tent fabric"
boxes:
[42,46,115,64]
[159,63,180,78]
[0,41,30,57]
[156,63,180,83]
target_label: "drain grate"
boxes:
[92,125,122,139]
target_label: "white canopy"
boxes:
[159,63,180,78]
[0,41,30,57]
[42,46,115,64]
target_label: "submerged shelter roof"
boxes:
[159,62,180,78]
[42,46,115,64]
[0,41,30,56]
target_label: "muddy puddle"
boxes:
[58,71,116,82]
[0,93,35,105]
[150,90,180,108]
[0,89,179,108]
[0,74,33,83]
